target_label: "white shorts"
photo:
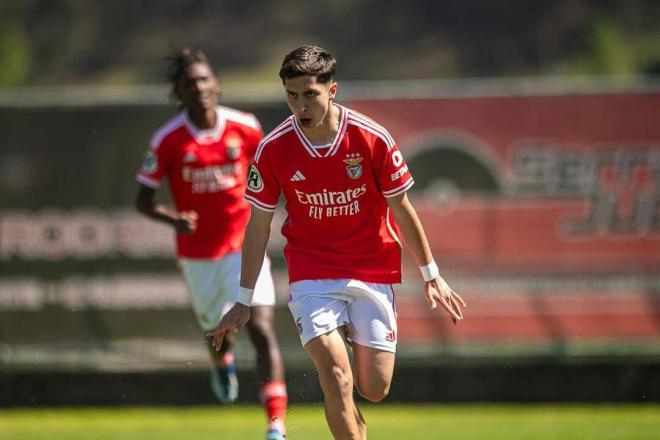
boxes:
[179,252,275,331]
[288,279,397,353]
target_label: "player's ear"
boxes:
[329,81,337,100]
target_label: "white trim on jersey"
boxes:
[292,120,322,158]
[218,105,262,131]
[184,107,226,142]
[324,107,349,157]
[346,112,396,150]
[291,105,348,158]
[382,176,415,197]
[255,118,295,163]
[136,174,161,188]
[385,207,402,248]
[244,193,277,212]
[149,112,186,149]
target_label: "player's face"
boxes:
[284,75,337,130]
[176,62,219,111]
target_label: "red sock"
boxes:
[260,381,287,432]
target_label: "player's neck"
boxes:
[187,106,217,130]
[302,103,340,146]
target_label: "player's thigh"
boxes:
[304,329,354,393]
[347,282,397,353]
[180,258,233,331]
[352,343,395,401]
[288,282,350,348]
[247,304,275,335]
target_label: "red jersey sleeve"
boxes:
[374,137,415,197]
[244,145,280,212]
[136,132,173,188]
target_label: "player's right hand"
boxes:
[425,275,466,325]
[174,210,198,234]
[206,303,251,351]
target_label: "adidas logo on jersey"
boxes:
[290,170,306,181]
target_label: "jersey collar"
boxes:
[183,106,226,143]
[292,104,348,158]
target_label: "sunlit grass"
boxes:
[0,404,657,440]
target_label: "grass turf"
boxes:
[0,404,657,440]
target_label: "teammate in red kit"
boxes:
[208,45,466,440]
[135,47,287,440]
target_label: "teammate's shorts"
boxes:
[288,279,397,353]
[179,252,275,331]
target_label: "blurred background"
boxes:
[1,0,659,405]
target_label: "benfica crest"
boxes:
[343,153,363,179]
[225,136,242,160]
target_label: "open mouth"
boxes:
[299,117,312,127]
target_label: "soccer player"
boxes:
[135,47,287,440]
[207,45,466,439]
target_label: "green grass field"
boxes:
[1,404,657,440]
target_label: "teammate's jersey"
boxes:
[245,104,414,284]
[137,105,263,259]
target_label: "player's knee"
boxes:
[356,380,390,403]
[322,365,354,399]
[246,316,273,342]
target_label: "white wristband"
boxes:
[236,287,254,306]
[420,261,439,282]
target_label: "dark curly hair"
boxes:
[165,46,214,102]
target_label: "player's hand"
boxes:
[174,210,198,234]
[205,303,251,351]
[424,275,466,325]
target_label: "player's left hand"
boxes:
[425,275,466,324]
[206,303,251,350]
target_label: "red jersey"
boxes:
[245,104,414,284]
[137,105,263,259]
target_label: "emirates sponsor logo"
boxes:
[295,184,366,206]
[181,164,239,193]
[295,184,367,219]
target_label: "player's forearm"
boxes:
[135,185,180,227]
[388,193,434,267]
[239,210,273,290]
[137,202,180,226]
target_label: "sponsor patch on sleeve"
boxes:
[247,165,264,192]
[141,151,158,173]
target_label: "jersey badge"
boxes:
[247,165,264,192]
[343,153,363,179]
[225,136,243,159]
[141,151,158,173]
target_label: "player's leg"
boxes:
[206,330,239,403]
[305,329,366,439]
[352,344,394,402]
[246,305,287,438]
[246,305,285,383]
[180,258,239,403]
[243,255,288,439]
[346,281,397,403]
[289,280,365,439]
